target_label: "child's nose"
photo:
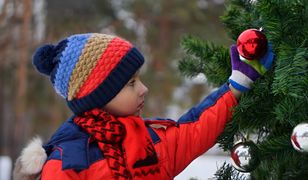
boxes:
[139,82,148,96]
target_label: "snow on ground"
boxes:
[175,144,231,180]
[175,144,250,179]
[175,154,230,180]
[0,156,12,180]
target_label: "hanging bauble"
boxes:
[230,141,260,172]
[237,28,268,60]
[291,123,308,153]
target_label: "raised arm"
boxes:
[155,43,274,177]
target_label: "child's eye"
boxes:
[128,80,135,86]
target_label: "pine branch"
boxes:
[273,96,308,126]
[180,0,308,178]
[258,134,291,158]
[252,150,308,179]
[221,0,261,41]
[257,0,308,47]
[213,162,248,180]
[179,35,230,86]
[272,47,308,98]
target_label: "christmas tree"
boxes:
[179,0,308,179]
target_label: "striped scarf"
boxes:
[73,108,161,179]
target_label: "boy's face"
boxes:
[103,71,148,117]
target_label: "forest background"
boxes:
[0,0,231,167]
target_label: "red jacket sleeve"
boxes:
[155,83,238,177]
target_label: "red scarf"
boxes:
[73,109,162,179]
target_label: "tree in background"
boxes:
[101,0,230,117]
[0,0,228,161]
[0,0,33,160]
[180,0,308,179]
[44,0,230,118]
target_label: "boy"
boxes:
[14,33,273,180]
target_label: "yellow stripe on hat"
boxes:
[68,34,114,100]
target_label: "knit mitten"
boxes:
[229,44,275,92]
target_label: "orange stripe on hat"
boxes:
[68,34,114,100]
[76,37,133,99]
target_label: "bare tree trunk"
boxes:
[0,52,4,155]
[148,1,173,116]
[0,0,12,156]
[13,0,32,159]
[0,0,9,24]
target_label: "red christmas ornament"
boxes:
[237,29,268,60]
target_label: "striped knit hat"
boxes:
[32,33,144,115]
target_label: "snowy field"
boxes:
[175,154,230,180]
[175,144,250,179]
[175,144,231,180]
[0,156,12,180]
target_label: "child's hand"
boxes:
[229,44,275,92]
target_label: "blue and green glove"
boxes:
[229,44,275,92]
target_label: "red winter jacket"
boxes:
[41,83,237,179]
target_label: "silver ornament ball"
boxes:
[291,123,308,152]
[230,141,260,172]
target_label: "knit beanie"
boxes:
[32,33,144,115]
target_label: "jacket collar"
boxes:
[43,116,162,171]
[43,117,91,170]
